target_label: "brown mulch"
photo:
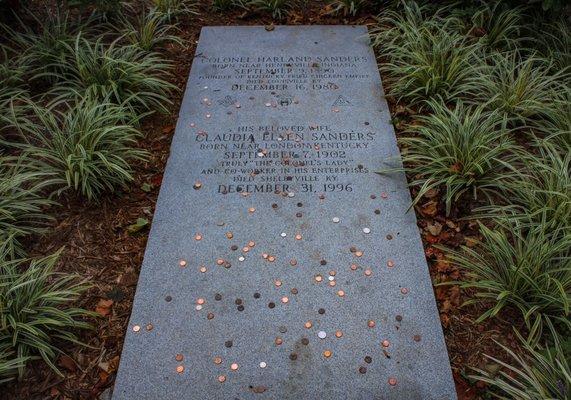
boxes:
[1,2,525,399]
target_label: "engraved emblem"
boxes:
[332,95,352,107]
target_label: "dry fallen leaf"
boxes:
[58,355,77,372]
[162,125,175,134]
[420,201,438,217]
[427,222,443,236]
[465,236,479,248]
[95,299,114,317]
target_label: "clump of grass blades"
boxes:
[467,1,526,51]
[68,0,127,20]
[396,100,519,215]
[445,219,570,332]
[471,52,566,126]
[56,35,175,113]
[329,0,368,16]
[120,10,181,51]
[0,54,29,128]
[476,144,570,233]
[0,249,93,381]
[1,9,81,86]
[0,156,55,260]
[152,0,197,21]
[373,4,480,107]
[12,97,148,201]
[0,54,27,106]
[534,88,570,153]
[472,326,570,399]
[0,350,27,384]
[212,0,245,11]
[246,0,293,20]
[533,20,570,78]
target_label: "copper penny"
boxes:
[367,320,375,328]
[323,350,332,358]
[218,375,226,383]
[214,357,222,364]
[230,363,238,371]
[388,377,397,386]
[176,365,184,374]
[175,354,184,362]
[179,260,187,267]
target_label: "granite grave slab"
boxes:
[113,25,457,400]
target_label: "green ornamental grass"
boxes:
[373,2,479,107]
[397,100,518,214]
[0,249,93,381]
[329,0,368,16]
[12,97,148,201]
[120,10,182,52]
[56,34,175,113]
[446,220,570,331]
[534,20,570,77]
[468,2,525,51]
[247,0,293,20]
[152,0,197,21]
[0,157,55,259]
[472,52,565,125]
[472,326,570,399]
[477,144,570,232]
[1,10,81,86]
[534,88,571,152]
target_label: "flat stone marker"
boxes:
[114,26,456,400]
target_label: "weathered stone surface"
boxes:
[113,26,456,400]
